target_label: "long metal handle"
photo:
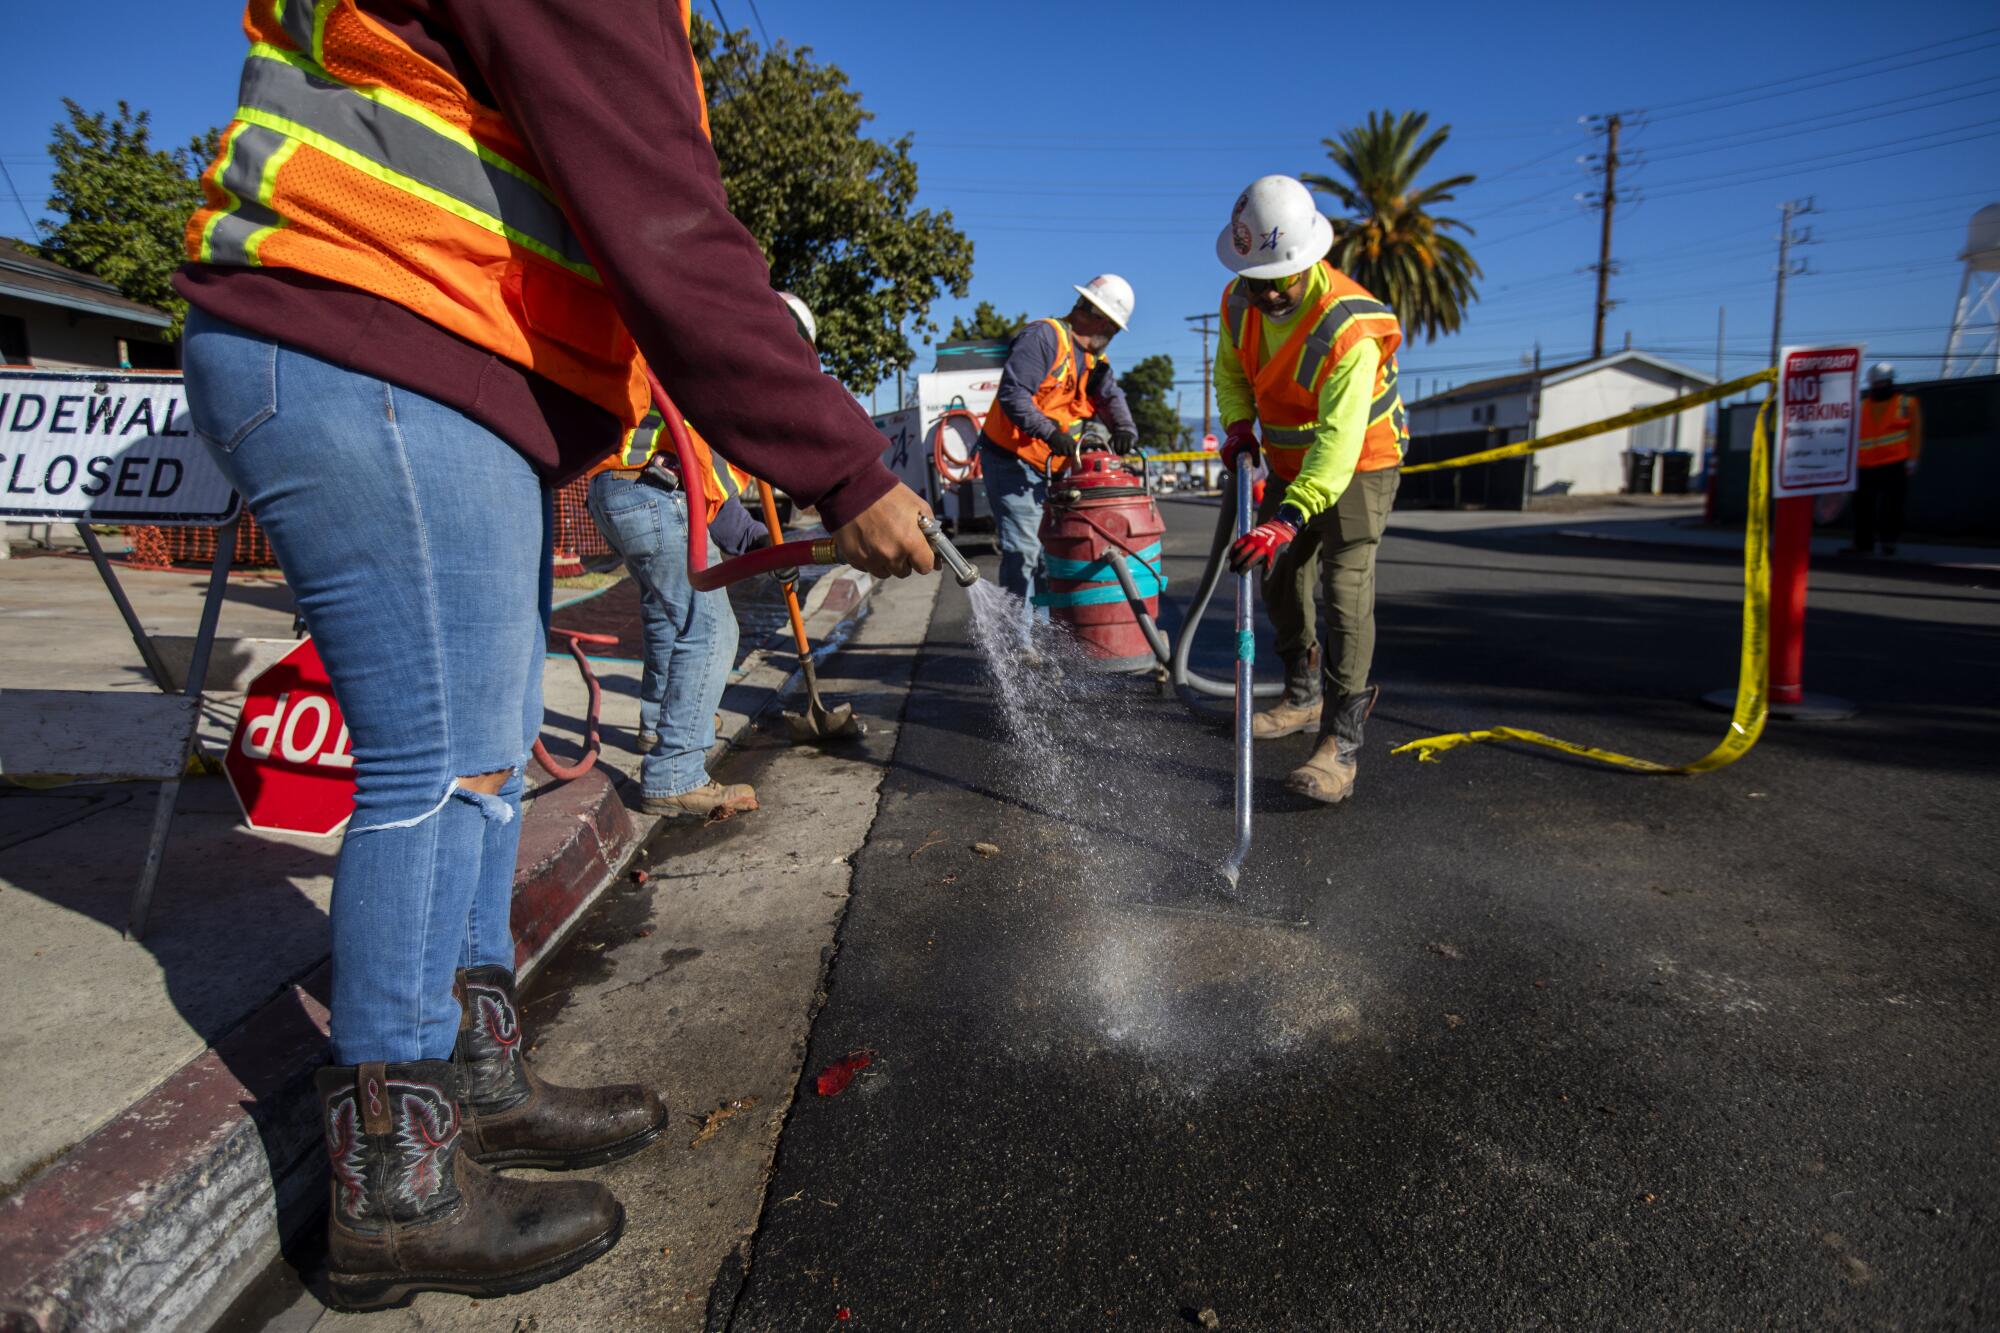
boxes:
[1218,458,1255,889]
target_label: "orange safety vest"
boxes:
[1857,393,1916,469]
[979,317,1102,475]
[586,411,750,523]
[186,0,711,430]
[1222,261,1407,481]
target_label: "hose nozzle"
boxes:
[918,515,980,587]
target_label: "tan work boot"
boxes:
[1254,647,1321,740]
[1285,685,1379,805]
[1253,697,1322,740]
[641,781,758,819]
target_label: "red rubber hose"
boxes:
[644,368,830,592]
[532,629,619,780]
[929,407,983,487]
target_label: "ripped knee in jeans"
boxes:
[349,767,518,836]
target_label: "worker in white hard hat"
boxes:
[977,275,1141,611]
[1213,175,1408,805]
[1846,362,1922,557]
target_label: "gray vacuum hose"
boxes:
[1165,473,1283,703]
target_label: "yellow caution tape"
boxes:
[1400,368,1777,474]
[1142,450,1226,464]
[1391,371,1777,775]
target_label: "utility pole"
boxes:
[1715,305,1726,386]
[1184,312,1217,441]
[1588,112,1622,360]
[1769,197,1818,370]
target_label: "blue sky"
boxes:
[3,1,1995,418]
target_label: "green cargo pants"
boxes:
[1257,467,1399,702]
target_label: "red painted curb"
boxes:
[0,763,638,1333]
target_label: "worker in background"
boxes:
[1848,362,1922,557]
[175,2,932,1310]
[1214,175,1408,805]
[977,276,1141,614]
[584,310,802,819]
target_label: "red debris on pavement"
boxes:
[835,1308,852,1321]
[815,1050,874,1097]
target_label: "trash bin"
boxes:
[1624,450,1659,495]
[1658,451,1693,495]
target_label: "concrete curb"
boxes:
[0,566,881,1333]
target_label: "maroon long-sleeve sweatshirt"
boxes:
[175,0,898,528]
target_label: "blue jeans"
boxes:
[979,440,1050,621]
[181,309,548,1067]
[586,472,737,798]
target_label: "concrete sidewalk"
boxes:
[0,545,878,1332]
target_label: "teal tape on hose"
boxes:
[1236,629,1256,661]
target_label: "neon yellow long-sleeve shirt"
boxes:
[1214,267,1380,520]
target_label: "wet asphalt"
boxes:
[719,498,1999,1331]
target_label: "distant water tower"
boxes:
[1942,204,2000,378]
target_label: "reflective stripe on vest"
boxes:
[1858,394,1915,466]
[211,44,596,278]
[184,0,707,428]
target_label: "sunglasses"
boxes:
[1243,274,1301,297]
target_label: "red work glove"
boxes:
[1228,506,1304,575]
[1219,421,1259,472]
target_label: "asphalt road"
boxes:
[718,497,2000,1331]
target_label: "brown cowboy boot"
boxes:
[1252,647,1322,740]
[453,966,669,1170]
[316,1060,622,1311]
[1286,685,1379,805]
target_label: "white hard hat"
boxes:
[1867,361,1894,386]
[1072,273,1134,330]
[1216,175,1334,279]
[777,290,817,346]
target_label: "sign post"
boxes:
[0,368,242,937]
[1769,345,1861,719]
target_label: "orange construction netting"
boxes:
[125,476,610,572]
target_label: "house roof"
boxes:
[0,238,174,329]
[1406,350,1717,409]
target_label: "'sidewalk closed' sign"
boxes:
[0,369,239,525]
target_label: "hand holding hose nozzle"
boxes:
[918,515,980,588]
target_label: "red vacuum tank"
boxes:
[1035,451,1167,672]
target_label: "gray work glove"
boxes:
[1110,429,1140,455]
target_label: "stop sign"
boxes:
[225,637,356,836]
[1202,433,1219,452]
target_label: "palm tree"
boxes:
[1301,110,1481,342]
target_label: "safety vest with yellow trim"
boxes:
[979,317,1103,475]
[586,412,751,523]
[185,0,711,429]
[1223,261,1407,482]
[1857,393,1916,468]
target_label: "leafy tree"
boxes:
[1119,354,1184,452]
[1301,110,1481,342]
[947,302,1029,343]
[693,18,973,392]
[40,100,219,337]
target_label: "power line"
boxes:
[1636,79,2000,163]
[741,0,773,47]
[1643,121,2000,200]
[1637,24,2000,120]
[0,159,44,239]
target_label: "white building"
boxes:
[0,238,175,371]
[1405,351,1715,496]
